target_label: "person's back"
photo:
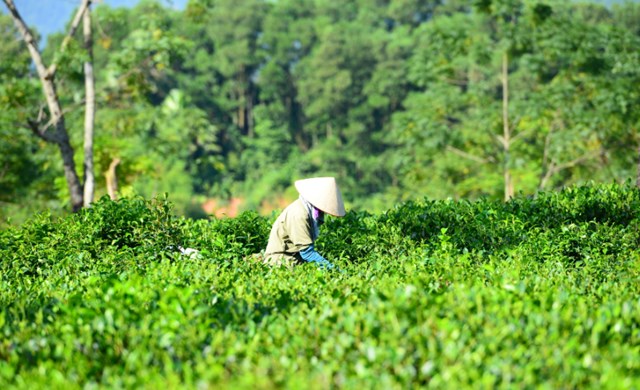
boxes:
[264,198,312,266]
[263,177,345,269]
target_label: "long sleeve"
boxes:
[299,244,335,270]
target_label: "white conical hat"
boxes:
[295,177,346,217]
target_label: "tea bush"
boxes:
[0,183,639,388]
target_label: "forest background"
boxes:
[1,0,639,225]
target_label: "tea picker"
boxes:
[263,177,346,269]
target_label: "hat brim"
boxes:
[295,177,346,217]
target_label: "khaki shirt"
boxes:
[264,199,313,266]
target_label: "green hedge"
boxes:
[0,184,639,388]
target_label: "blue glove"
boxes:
[299,245,335,270]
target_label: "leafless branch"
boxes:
[38,99,87,131]
[444,78,469,87]
[26,99,87,136]
[46,0,93,78]
[36,104,46,123]
[26,118,52,141]
[541,126,553,172]
[0,163,9,181]
[3,0,49,80]
[446,145,493,164]
[552,150,601,173]
[539,149,601,190]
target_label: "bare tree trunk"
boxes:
[287,94,308,152]
[502,51,514,201]
[238,104,245,131]
[83,4,96,207]
[247,85,254,138]
[4,0,92,212]
[636,141,640,188]
[58,126,84,211]
[106,158,121,200]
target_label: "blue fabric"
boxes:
[299,245,335,270]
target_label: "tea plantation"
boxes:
[1,184,639,389]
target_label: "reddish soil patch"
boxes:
[259,195,294,215]
[202,197,244,218]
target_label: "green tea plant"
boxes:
[1,184,639,389]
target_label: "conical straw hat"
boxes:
[295,177,346,217]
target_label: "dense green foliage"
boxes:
[1,0,640,223]
[1,183,639,388]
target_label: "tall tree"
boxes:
[188,0,266,138]
[257,0,315,152]
[0,13,44,212]
[2,0,92,211]
[389,0,618,200]
[83,3,96,207]
[610,2,640,187]
[475,0,532,200]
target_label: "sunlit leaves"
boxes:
[1,184,640,387]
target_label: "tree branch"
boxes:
[539,149,601,190]
[26,118,54,142]
[551,150,601,174]
[0,163,9,181]
[3,0,92,79]
[46,0,93,78]
[27,99,87,136]
[36,104,46,123]
[446,145,493,164]
[3,0,49,81]
[3,0,89,211]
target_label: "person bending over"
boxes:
[263,177,345,269]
